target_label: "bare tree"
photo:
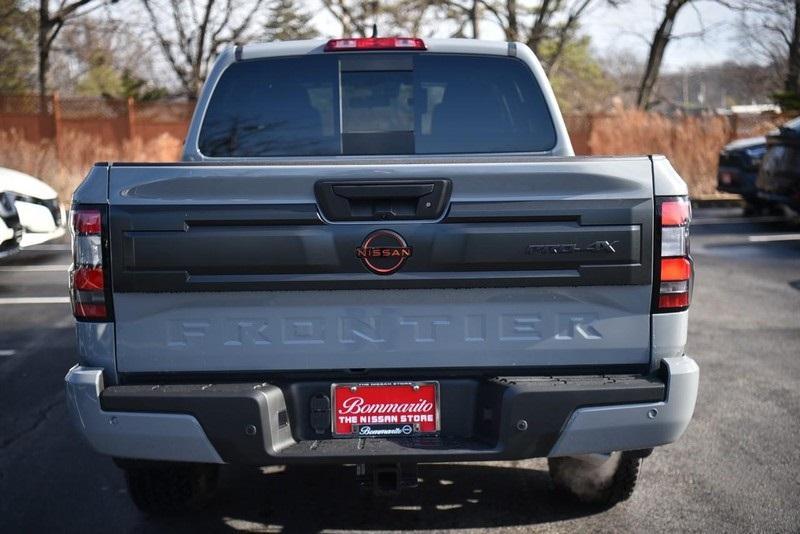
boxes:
[322,0,439,38]
[444,0,617,73]
[635,0,690,109]
[735,0,800,95]
[539,0,596,74]
[49,15,165,97]
[438,0,481,38]
[322,0,613,68]
[321,0,379,37]
[37,0,108,97]
[789,0,800,93]
[141,0,268,98]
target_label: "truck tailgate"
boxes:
[107,156,655,373]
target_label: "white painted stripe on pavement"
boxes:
[25,244,71,251]
[0,350,17,357]
[0,297,70,304]
[0,265,69,272]
[748,234,800,243]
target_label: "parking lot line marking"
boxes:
[0,265,69,272]
[748,234,800,242]
[0,350,16,357]
[25,244,71,251]
[0,297,70,305]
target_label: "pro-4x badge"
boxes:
[526,240,620,255]
[356,230,412,275]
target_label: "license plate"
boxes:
[331,382,439,437]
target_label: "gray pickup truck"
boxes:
[65,37,698,513]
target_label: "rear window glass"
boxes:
[198,53,557,157]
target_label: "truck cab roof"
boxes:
[238,37,514,60]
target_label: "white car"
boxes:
[0,167,66,249]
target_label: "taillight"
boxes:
[324,37,426,52]
[655,196,692,312]
[69,206,112,321]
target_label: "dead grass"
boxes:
[586,109,793,197]
[0,129,181,202]
[588,109,732,197]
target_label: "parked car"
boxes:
[0,191,23,258]
[0,167,65,248]
[65,37,698,513]
[756,116,800,214]
[717,135,768,213]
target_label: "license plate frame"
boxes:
[330,381,440,438]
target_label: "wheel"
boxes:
[548,451,641,506]
[120,460,220,515]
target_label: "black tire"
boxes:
[121,460,219,515]
[743,197,768,217]
[548,451,641,506]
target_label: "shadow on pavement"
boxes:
[136,463,606,533]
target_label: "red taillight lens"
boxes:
[72,266,104,291]
[658,292,690,309]
[656,196,692,312]
[324,37,426,52]
[660,257,691,281]
[69,206,111,321]
[73,210,102,234]
[661,197,691,226]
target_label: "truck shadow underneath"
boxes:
[142,462,615,532]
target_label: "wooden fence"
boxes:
[0,94,194,148]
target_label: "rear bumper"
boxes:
[65,366,224,464]
[65,356,699,464]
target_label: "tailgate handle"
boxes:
[315,179,451,222]
[332,183,434,200]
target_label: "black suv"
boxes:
[757,116,800,214]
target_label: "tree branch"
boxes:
[141,0,191,90]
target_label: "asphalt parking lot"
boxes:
[0,207,798,533]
